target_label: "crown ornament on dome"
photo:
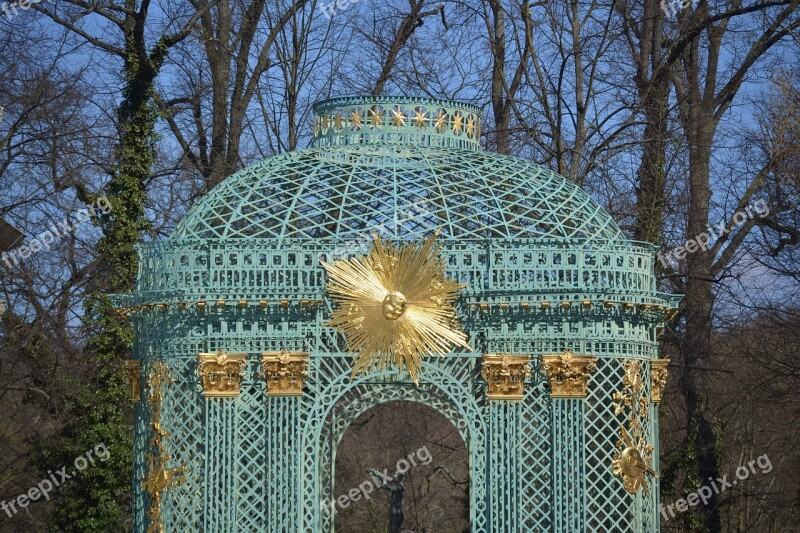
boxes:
[311,95,483,151]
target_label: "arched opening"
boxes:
[331,401,470,532]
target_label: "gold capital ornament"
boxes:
[124,359,142,401]
[322,231,471,383]
[651,359,669,403]
[611,360,658,495]
[541,349,597,398]
[261,350,309,396]
[197,350,248,398]
[481,354,532,400]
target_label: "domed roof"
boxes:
[173,96,623,242]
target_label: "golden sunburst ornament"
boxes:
[322,231,471,383]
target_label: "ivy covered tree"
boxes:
[31,2,210,530]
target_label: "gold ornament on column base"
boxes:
[322,231,471,384]
[261,350,309,396]
[540,349,597,398]
[651,359,669,403]
[481,354,532,400]
[197,350,248,398]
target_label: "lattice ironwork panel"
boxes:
[584,358,658,532]
[520,364,552,532]
[236,382,268,532]
[299,353,489,532]
[131,240,674,305]
[171,143,624,243]
[159,359,205,532]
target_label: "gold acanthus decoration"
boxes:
[321,230,471,384]
[611,360,658,495]
[540,349,597,398]
[651,359,669,403]
[481,354,532,400]
[261,350,309,397]
[142,361,186,533]
[197,350,248,398]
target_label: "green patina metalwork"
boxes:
[118,95,679,532]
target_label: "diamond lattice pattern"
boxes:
[173,146,623,243]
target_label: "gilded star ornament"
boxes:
[413,108,428,128]
[322,231,471,383]
[369,106,384,128]
[333,112,344,131]
[433,110,448,133]
[350,109,363,130]
[391,108,406,127]
[452,111,463,134]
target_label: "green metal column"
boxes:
[266,396,302,531]
[488,401,523,532]
[203,399,239,532]
[551,398,587,532]
[482,354,532,532]
[262,350,308,532]
[541,351,597,533]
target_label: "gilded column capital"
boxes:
[651,359,670,403]
[480,354,532,400]
[124,359,142,401]
[261,350,310,397]
[197,350,248,398]
[541,349,597,398]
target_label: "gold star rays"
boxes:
[322,231,471,383]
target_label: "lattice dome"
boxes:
[173,96,623,242]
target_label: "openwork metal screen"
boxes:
[117,96,678,532]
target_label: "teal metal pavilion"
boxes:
[118,95,679,532]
